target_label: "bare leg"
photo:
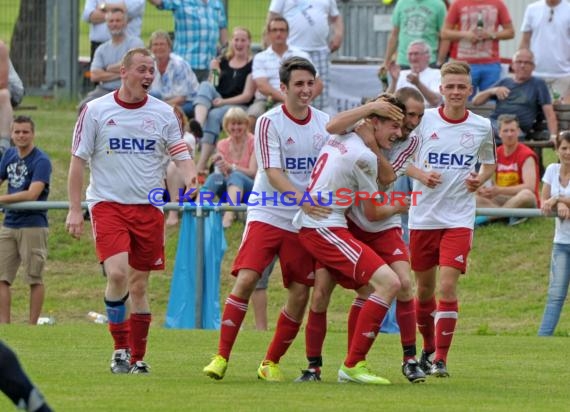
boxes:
[222,185,241,228]
[251,289,268,331]
[0,281,11,323]
[194,104,209,126]
[29,284,44,325]
[195,143,215,174]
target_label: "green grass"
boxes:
[0,0,270,57]
[1,326,570,411]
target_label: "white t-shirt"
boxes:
[293,132,378,229]
[521,0,570,78]
[252,46,313,100]
[247,104,330,232]
[269,0,340,51]
[543,163,570,244]
[395,67,441,107]
[408,107,495,230]
[348,135,420,233]
[72,92,191,206]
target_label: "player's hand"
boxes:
[557,202,570,220]
[494,86,510,100]
[355,119,377,149]
[300,195,332,219]
[394,196,410,214]
[367,100,404,122]
[420,171,442,189]
[465,172,482,192]
[66,209,84,240]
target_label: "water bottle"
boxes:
[476,11,484,29]
[37,316,56,325]
[211,68,220,87]
[87,311,108,324]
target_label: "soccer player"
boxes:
[293,95,405,385]
[202,56,332,382]
[0,341,52,411]
[296,89,430,383]
[409,61,496,377]
[66,48,197,374]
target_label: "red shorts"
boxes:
[91,202,165,271]
[299,227,386,288]
[232,221,315,287]
[409,228,473,273]
[347,220,409,265]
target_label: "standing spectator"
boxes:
[268,0,344,112]
[381,0,448,72]
[475,115,539,226]
[202,57,330,382]
[409,61,496,377]
[441,0,514,97]
[67,48,197,374]
[0,116,51,325]
[78,6,144,111]
[0,40,24,157]
[387,40,442,107]
[472,49,558,141]
[149,0,228,82]
[0,341,52,411]
[82,0,146,61]
[193,27,256,175]
[539,131,570,336]
[520,0,570,103]
[148,30,199,118]
[247,17,321,131]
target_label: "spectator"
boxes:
[539,131,570,336]
[149,0,228,82]
[67,48,197,374]
[441,0,514,97]
[193,27,256,175]
[0,341,52,411]
[0,116,52,325]
[472,49,558,141]
[247,16,322,131]
[78,6,144,111]
[0,40,24,157]
[475,114,539,226]
[82,0,146,61]
[387,40,442,108]
[268,0,344,112]
[148,30,199,118]
[201,107,256,228]
[381,0,448,72]
[519,0,570,104]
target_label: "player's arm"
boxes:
[406,164,442,189]
[354,119,396,186]
[465,163,496,192]
[362,197,409,221]
[492,157,537,197]
[66,155,87,239]
[326,100,403,135]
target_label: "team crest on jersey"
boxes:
[141,118,156,133]
[460,133,475,149]
[313,133,326,150]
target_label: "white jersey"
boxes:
[72,91,191,206]
[408,107,495,230]
[348,135,420,233]
[248,104,330,232]
[293,132,378,229]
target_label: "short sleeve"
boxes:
[31,157,52,184]
[255,115,282,169]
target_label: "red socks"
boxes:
[434,300,458,363]
[305,310,327,359]
[108,321,130,350]
[264,310,301,363]
[347,298,365,351]
[218,294,248,360]
[416,296,436,353]
[129,313,151,363]
[396,299,417,361]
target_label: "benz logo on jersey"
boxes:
[107,137,157,154]
[426,152,474,169]
[285,157,317,170]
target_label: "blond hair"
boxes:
[440,61,471,77]
[121,47,152,68]
[222,107,249,134]
[225,27,252,61]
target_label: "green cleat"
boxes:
[203,355,228,380]
[257,360,284,382]
[337,361,391,385]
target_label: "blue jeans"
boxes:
[538,243,570,336]
[202,171,254,202]
[470,62,501,99]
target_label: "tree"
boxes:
[10,0,47,89]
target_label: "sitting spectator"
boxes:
[82,0,146,61]
[247,16,321,131]
[387,40,442,108]
[539,131,570,336]
[472,49,558,141]
[441,0,514,97]
[520,0,570,104]
[193,27,256,175]
[78,6,144,111]
[0,40,24,157]
[165,105,197,226]
[475,114,539,226]
[0,116,52,325]
[148,30,199,118]
[202,107,256,228]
